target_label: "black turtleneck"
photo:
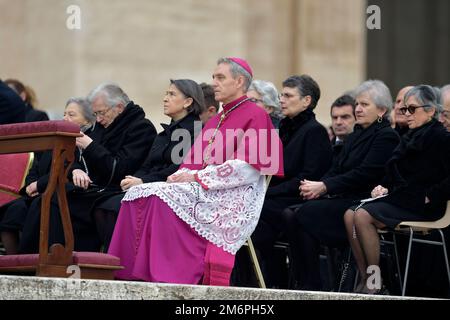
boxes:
[279,108,315,146]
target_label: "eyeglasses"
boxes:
[279,93,300,99]
[249,98,264,104]
[399,104,429,115]
[93,107,112,117]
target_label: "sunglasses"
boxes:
[399,104,429,115]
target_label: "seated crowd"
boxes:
[0,58,449,297]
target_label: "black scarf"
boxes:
[279,108,315,145]
[386,119,437,187]
[392,119,437,159]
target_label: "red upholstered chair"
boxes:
[0,121,123,280]
[0,152,34,206]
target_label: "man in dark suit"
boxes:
[0,79,27,124]
[330,95,356,144]
[330,94,356,161]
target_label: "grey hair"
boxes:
[433,86,442,105]
[65,97,96,124]
[217,58,252,91]
[441,84,450,96]
[404,84,443,120]
[87,82,131,109]
[248,80,281,111]
[353,80,393,119]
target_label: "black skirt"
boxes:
[351,200,447,229]
[0,197,34,232]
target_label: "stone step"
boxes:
[0,275,431,300]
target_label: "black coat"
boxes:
[135,112,200,183]
[289,119,399,247]
[27,124,102,194]
[24,104,49,122]
[0,80,26,124]
[26,151,52,194]
[0,124,98,233]
[381,119,450,217]
[96,112,201,213]
[81,101,157,188]
[252,110,332,254]
[322,118,400,199]
[18,104,156,253]
[266,109,332,198]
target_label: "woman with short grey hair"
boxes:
[402,85,442,120]
[19,83,158,254]
[248,80,283,128]
[344,84,450,294]
[64,97,96,132]
[0,96,99,255]
[353,79,393,122]
[282,79,400,291]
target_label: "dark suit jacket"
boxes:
[322,119,400,199]
[266,109,332,197]
[0,80,26,124]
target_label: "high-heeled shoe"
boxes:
[354,281,366,293]
[361,285,390,295]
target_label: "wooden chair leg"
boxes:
[246,238,266,288]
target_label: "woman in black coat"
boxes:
[94,79,205,250]
[0,79,26,124]
[19,84,157,253]
[282,80,400,290]
[250,75,332,288]
[345,85,450,294]
[0,97,96,254]
[4,79,49,122]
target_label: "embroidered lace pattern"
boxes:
[123,160,266,254]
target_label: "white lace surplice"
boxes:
[122,159,266,254]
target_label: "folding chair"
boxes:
[386,201,450,296]
[245,175,272,289]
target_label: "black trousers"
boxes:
[283,197,357,290]
[251,196,303,288]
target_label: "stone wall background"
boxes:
[0,0,365,129]
[367,0,450,95]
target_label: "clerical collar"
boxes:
[222,95,248,113]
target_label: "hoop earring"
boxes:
[377,116,383,123]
